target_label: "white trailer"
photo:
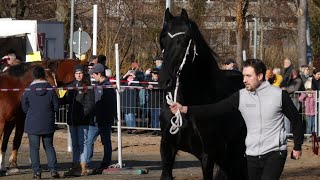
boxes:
[0,19,64,61]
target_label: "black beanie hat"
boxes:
[73,64,84,73]
[33,66,46,79]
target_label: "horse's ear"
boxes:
[80,59,87,66]
[181,9,189,20]
[165,8,173,22]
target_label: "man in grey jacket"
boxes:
[170,59,304,180]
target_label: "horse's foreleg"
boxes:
[160,136,177,180]
[201,153,214,180]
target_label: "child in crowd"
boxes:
[299,89,316,135]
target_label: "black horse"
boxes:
[158,9,248,180]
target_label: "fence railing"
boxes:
[55,88,320,136]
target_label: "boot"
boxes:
[63,163,81,177]
[33,172,41,180]
[80,162,87,176]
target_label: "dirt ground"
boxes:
[1,128,320,180]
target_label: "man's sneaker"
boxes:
[33,172,41,180]
[51,171,60,178]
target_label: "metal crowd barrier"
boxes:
[113,86,165,131]
[55,104,68,125]
[55,89,320,136]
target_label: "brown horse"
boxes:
[0,59,85,174]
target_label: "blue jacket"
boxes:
[22,80,59,134]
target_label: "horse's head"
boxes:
[159,9,197,91]
[46,59,83,86]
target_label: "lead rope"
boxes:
[166,39,197,135]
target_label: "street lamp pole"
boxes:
[253,17,258,59]
[166,0,171,10]
[69,0,74,59]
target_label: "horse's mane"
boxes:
[7,63,33,77]
[45,60,59,73]
[160,17,220,62]
[188,20,221,63]
[44,59,83,73]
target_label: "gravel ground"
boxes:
[0,129,319,180]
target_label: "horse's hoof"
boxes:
[6,168,19,175]
[0,170,6,176]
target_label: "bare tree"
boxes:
[312,0,320,7]
[310,0,320,55]
[235,0,249,70]
[297,0,307,67]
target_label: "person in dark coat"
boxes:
[311,68,320,90]
[64,64,95,177]
[282,69,304,133]
[21,66,60,179]
[145,68,165,135]
[280,58,293,88]
[121,70,139,134]
[88,63,117,174]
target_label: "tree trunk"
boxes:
[235,0,249,70]
[55,0,69,22]
[297,0,307,67]
[55,0,69,52]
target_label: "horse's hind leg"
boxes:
[0,121,15,171]
[9,116,25,170]
[160,137,178,180]
[1,121,15,153]
[0,122,6,172]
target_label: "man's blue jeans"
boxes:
[125,113,136,128]
[69,125,88,163]
[306,115,315,134]
[150,108,161,128]
[86,124,99,168]
[98,122,112,167]
[28,133,58,174]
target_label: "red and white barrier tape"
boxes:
[0,85,114,92]
[110,79,158,85]
[0,85,160,91]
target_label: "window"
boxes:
[225,16,236,22]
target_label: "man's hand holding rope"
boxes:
[170,102,188,114]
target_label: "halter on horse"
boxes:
[158,9,247,180]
